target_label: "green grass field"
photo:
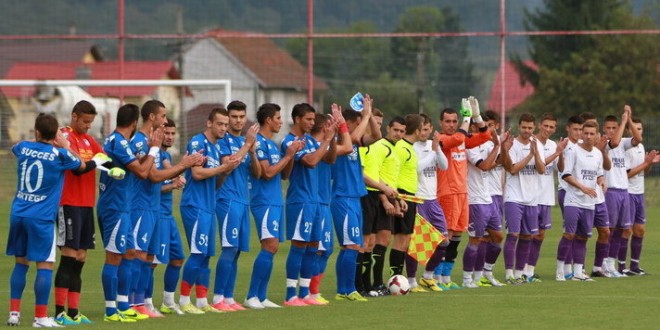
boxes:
[1,157,659,329]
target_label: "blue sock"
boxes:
[342,249,358,293]
[182,254,203,288]
[248,250,273,299]
[130,259,142,303]
[258,252,274,301]
[164,264,181,293]
[214,247,238,296]
[442,261,455,277]
[298,247,318,298]
[319,250,331,274]
[10,263,29,300]
[434,261,445,276]
[101,263,118,315]
[146,266,155,299]
[117,259,132,311]
[335,249,346,294]
[285,245,305,300]
[34,269,53,306]
[225,252,240,299]
[133,261,151,305]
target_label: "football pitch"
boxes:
[1,162,659,329]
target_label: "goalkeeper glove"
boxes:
[92,153,112,167]
[108,167,126,180]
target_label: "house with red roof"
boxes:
[2,61,181,141]
[487,60,537,117]
[181,29,328,140]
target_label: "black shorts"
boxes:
[361,191,393,234]
[394,191,417,235]
[57,206,96,250]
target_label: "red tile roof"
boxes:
[487,60,537,113]
[209,29,328,90]
[2,61,177,98]
[0,41,101,77]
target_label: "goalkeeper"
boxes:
[53,101,125,325]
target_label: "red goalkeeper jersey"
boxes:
[60,127,104,207]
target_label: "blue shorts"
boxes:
[317,203,334,253]
[153,214,185,264]
[330,197,363,246]
[6,216,57,262]
[286,202,321,242]
[180,205,216,257]
[131,209,158,253]
[97,209,133,254]
[251,204,285,242]
[216,199,250,252]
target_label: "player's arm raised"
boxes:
[126,126,163,179]
[332,104,353,157]
[300,118,336,168]
[357,95,381,146]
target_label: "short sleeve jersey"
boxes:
[160,151,174,216]
[466,144,493,205]
[98,131,138,213]
[537,138,558,206]
[395,139,417,194]
[605,137,633,189]
[626,143,645,194]
[504,138,544,205]
[181,133,222,212]
[362,138,399,192]
[216,133,250,204]
[413,140,439,200]
[479,140,504,197]
[282,133,320,204]
[332,143,367,198]
[129,131,161,211]
[60,127,103,207]
[250,133,285,206]
[11,141,81,220]
[558,139,579,191]
[562,146,604,209]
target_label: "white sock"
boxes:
[525,265,535,277]
[592,266,602,272]
[212,295,224,305]
[574,264,584,276]
[423,271,434,280]
[408,277,417,287]
[484,270,495,280]
[513,269,523,279]
[463,271,473,283]
[163,291,175,306]
[474,270,483,280]
[144,298,153,307]
[196,297,208,308]
[505,268,514,279]
[310,293,320,299]
[564,263,573,275]
[433,274,442,282]
[179,295,190,306]
[556,260,565,274]
[441,275,451,284]
[225,297,235,305]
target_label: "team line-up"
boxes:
[6,95,657,327]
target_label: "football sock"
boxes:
[514,238,531,271]
[608,229,622,259]
[371,244,387,287]
[335,249,346,294]
[594,242,608,268]
[503,235,517,270]
[225,252,240,299]
[258,252,274,302]
[196,267,210,306]
[617,235,630,271]
[180,254,203,304]
[361,252,372,291]
[355,252,364,292]
[630,235,643,270]
[35,269,53,317]
[425,244,446,271]
[248,250,273,298]
[462,243,478,272]
[54,256,75,316]
[342,249,358,293]
[299,246,318,298]
[474,241,487,271]
[214,247,239,296]
[527,238,543,267]
[405,254,418,278]
[485,241,502,265]
[285,245,305,300]
[117,259,133,311]
[388,249,406,276]
[572,239,587,267]
[101,263,118,315]
[164,264,181,293]
[10,263,28,312]
[67,260,84,318]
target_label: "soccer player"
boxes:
[623,118,658,275]
[463,115,504,288]
[212,101,260,311]
[603,106,642,276]
[523,113,566,281]
[7,114,93,327]
[389,114,424,279]
[556,121,604,281]
[331,99,383,302]
[360,116,406,295]
[53,101,104,325]
[246,103,303,308]
[500,113,545,284]
[435,98,491,289]
[157,118,188,315]
[178,107,240,314]
[97,104,163,322]
[127,100,203,318]
[406,113,449,292]
[281,103,335,306]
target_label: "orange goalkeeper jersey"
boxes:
[436,129,491,197]
[60,127,104,207]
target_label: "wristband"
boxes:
[339,123,349,134]
[462,117,471,124]
[472,115,484,124]
[148,146,159,157]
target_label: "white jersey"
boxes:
[558,139,579,191]
[466,144,493,205]
[605,137,633,189]
[626,143,645,194]
[562,145,603,210]
[538,138,558,206]
[480,140,504,196]
[414,140,443,200]
[504,138,544,205]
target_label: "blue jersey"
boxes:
[98,131,138,213]
[160,151,173,216]
[128,131,161,211]
[332,143,367,198]
[216,133,250,204]
[11,141,81,220]
[250,133,284,206]
[282,133,319,204]
[315,139,332,205]
[181,133,221,212]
